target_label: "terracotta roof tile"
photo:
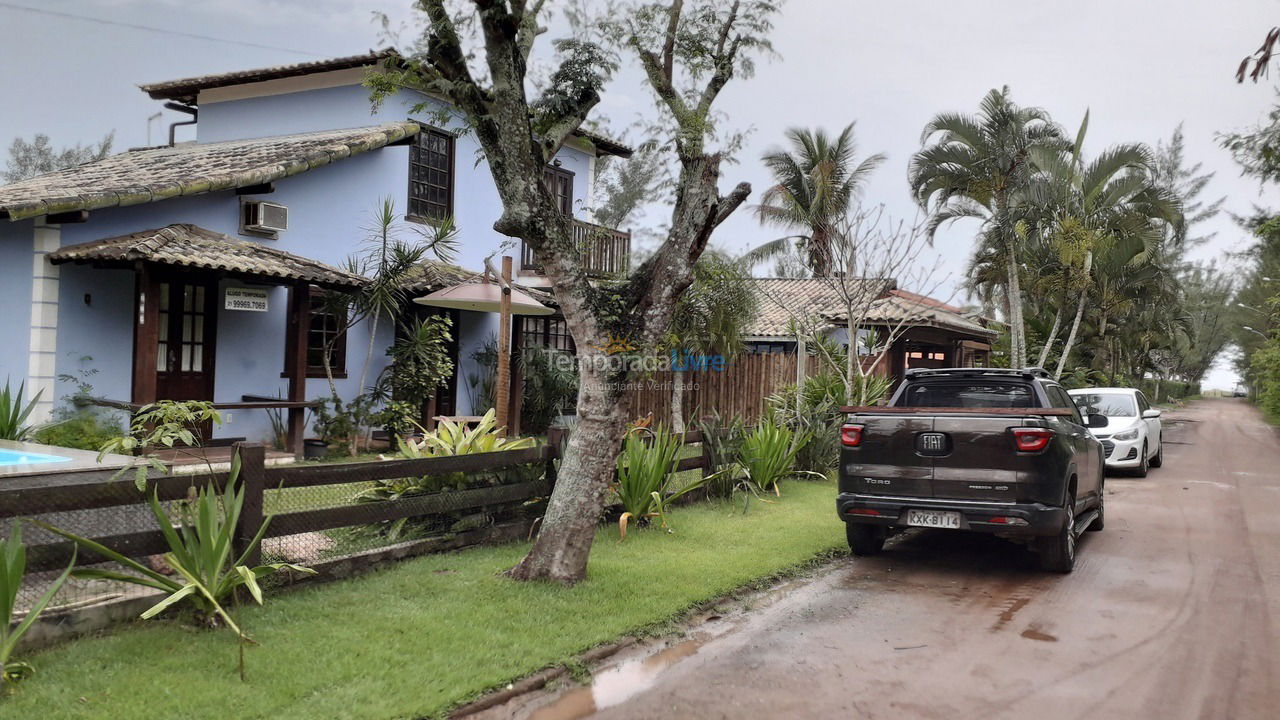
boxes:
[0,123,419,222]
[139,50,397,102]
[47,224,366,289]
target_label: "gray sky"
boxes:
[1,0,1275,390]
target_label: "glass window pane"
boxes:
[158,313,169,341]
[183,314,193,342]
[192,345,203,372]
[194,315,203,339]
[159,284,170,311]
[157,342,168,371]
[195,286,205,308]
[183,286,193,312]
[182,345,192,371]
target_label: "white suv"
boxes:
[1067,387,1163,476]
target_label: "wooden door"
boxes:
[155,279,217,406]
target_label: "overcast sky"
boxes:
[2,0,1276,390]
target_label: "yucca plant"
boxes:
[38,454,313,641]
[0,380,41,442]
[614,425,707,539]
[739,422,819,496]
[1,526,75,694]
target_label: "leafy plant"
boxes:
[39,454,314,644]
[695,411,748,498]
[32,408,122,451]
[374,315,455,431]
[519,348,579,435]
[0,380,41,442]
[1,525,75,694]
[614,425,707,539]
[98,401,221,489]
[353,409,537,539]
[54,353,98,404]
[311,394,377,457]
[738,422,814,496]
[765,372,850,476]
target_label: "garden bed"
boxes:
[8,479,841,719]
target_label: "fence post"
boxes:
[544,428,564,489]
[234,442,266,567]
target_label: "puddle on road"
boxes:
[528,637,706,720]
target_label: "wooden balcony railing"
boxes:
[521,219,631,277]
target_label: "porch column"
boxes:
[131,262,160,406]
[507,314,524,436]
[284,282,311,458]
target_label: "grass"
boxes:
[9,478,842,720]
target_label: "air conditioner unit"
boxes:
[243,201,288,234]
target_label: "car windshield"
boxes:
[1072,392,1137,417]
[900,382,1034,408]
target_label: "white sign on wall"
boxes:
[225,287,269,312]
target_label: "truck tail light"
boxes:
[1011,427,1054,453]
[841,424,864,447]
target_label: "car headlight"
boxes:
[1113,428,1139,441]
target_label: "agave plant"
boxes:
[614,425,708,539]
[39,454,313,641]
[1,526,75,693]
[0,380,41,442]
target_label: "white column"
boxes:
[26,219,60,423]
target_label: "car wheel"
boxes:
[1133,442,1149,478]
[1087,479,1104,532]
[1037,494,1077,573]
[846,523,886,556]
[1149,436,1163,468]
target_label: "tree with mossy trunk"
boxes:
[368,0,775,583]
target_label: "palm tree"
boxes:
[909,87,1066,369]
[667,252,759,434]
[1023,113,1183,378]
[749,124,885,277]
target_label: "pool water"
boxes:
[0,448,73,466]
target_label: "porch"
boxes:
[518,219,631,279]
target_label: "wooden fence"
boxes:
[626,352,825,427]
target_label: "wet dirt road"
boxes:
[500,399,1280,719]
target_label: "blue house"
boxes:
[0,50,631,455]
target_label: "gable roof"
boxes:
[138,51,633,158]
[0,122,418,222]
[746,277,995,340]
[140,50,397,102]
[47,224,366,289]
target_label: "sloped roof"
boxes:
[138,51,633,158]
[0,122,419,222]
[47,224,366,289]
[746,277,994,339]
[140,50,397,102]
[402,260,556,306]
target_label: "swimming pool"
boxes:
[0,448,73,466]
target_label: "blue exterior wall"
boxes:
[0,222,32,386]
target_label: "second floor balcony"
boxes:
[520,219,631,278]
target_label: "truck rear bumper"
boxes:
[836,493,1067,537]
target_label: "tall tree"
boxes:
[747,124,884,276]
[3,132,115,183]
[666,251,758,434]
[909,87,1065,369]
[368,0,774,583]
[1152,124,1224,254]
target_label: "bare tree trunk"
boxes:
[1055,289,1088,380]
[1006,248,1026,368]
[509,360,629,583]
[670,369,685,434]
[1037,300,1064,369]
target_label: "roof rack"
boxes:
[903,366,1052,380]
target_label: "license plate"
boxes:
[904,509,962,529]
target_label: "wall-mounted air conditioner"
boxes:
[242,200,288,235]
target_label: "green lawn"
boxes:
[10,479,842,720]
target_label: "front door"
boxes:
[155,279,217,407]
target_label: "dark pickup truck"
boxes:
[837,367,1108,572]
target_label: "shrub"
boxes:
[765,372,846,476]
[615,424,707,539]
[33,408,122,451]
[519,348,579,435]
[695,411,747,498]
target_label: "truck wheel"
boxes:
[846,523,885,556]
[1037,497,1076,573]
[1149,438,1163,468]
[1087,481,1104,532]
[1133,443,1149,478]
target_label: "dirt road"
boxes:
[499,398,1280,719]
